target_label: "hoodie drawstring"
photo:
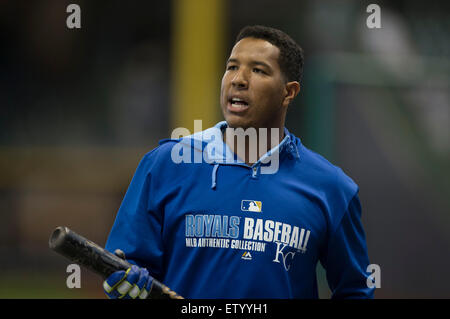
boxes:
[211,164,219,189]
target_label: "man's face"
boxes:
[220,37,288,130]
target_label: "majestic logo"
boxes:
[241,251,252,260]
[241,200,262,212]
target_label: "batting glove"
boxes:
[103,250,153,299]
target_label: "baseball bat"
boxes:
[49,226,183,299]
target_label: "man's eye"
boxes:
[227,65,237,71]
[253,68,265,74]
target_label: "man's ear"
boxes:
[283,81,300,107]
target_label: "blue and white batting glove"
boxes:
[103,250,153,299]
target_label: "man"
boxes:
[103,25,374,299]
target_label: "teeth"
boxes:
[230,97,248,105]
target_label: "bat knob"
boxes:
[49,226,69,250]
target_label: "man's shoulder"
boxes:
[296,140,358,197]
[139,139,180,166]
[137,134,209,173]
[292,139,360,229]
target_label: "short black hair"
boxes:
[235,25,304,84]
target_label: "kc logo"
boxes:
[272,243,297,271]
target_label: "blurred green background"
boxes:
[0,0,449,298]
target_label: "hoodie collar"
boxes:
[182,121,300,165]
[163,121,301,190]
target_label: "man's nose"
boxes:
[231,70,248,89]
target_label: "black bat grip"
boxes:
[49,226,183,299]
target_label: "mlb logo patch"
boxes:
[241,200,262,212]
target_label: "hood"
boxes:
[160,121,300,189]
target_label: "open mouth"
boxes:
[228,97,249,112]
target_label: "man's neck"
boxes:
[223,126,285,166]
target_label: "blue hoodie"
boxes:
[105,121,374,299]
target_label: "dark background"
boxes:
[0,0,449,298]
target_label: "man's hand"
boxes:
[103,249,153,299]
